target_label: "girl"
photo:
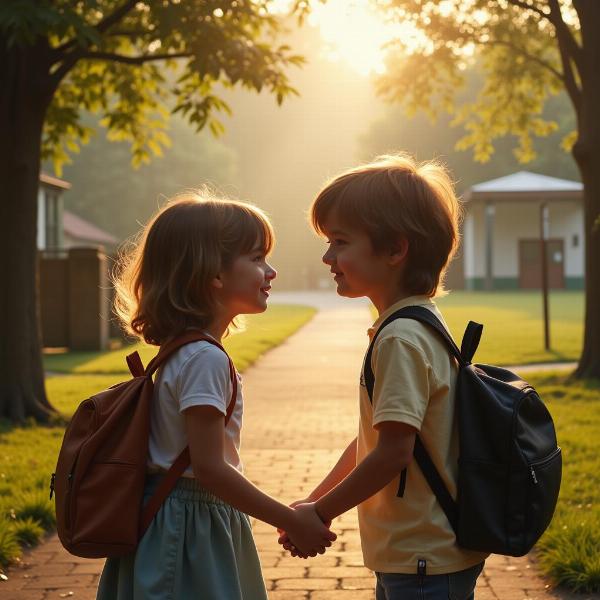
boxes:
[97,193,335,600]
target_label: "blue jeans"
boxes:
[375,561,484,600]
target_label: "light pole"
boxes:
[540,202,551,351]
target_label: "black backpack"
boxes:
[364,306,562,557]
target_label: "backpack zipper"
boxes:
[530,467,538,484]
[529,446,561,484]
[64,459,78,530]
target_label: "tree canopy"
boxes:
[372,0,600,379]
[1,0,303,173]
[375,0,579,163]
[0,0,306,421]
[362,70,579,191]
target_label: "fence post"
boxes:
[67,246,109,351]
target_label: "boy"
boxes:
[280,154,488,598]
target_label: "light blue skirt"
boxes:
[97,475,268,600]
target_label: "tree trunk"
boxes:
[572,152,600,380]
[0,39,58,421]
[573,1,600,379]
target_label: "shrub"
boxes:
[12,517,45,547]
[537,514,600,593]
[0,520,20,567]
[13,491,56,530]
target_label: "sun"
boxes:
[308,0,395,75]
[270,0,424,76]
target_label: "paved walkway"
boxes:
[2,294,596,599]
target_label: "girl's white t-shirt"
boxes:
[147,340,243,477]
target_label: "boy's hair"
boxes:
[114,190,274,345]
[310,153,461,297]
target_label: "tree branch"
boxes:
[505,0,583,71]
[95,0,140,35]
[503,0,582,116]
[505,0,552,22]
[49,49,188,90]
[106,29,153,39]
[53,0,139,57]
[49,53,82,89]
[80,51,192,65]
[485,39,564,82]
[547,0,583,69]
[547,0,582,114]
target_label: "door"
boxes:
[519,239,565,289]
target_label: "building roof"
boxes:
[63,211,118,246]
[40,172,71,191]
[464,171,583,203]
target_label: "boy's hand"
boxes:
[278,499,332,558]
[281,502,336,558]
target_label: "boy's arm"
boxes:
[313,421,416,522]
[301,437,358,502]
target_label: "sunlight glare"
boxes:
[268,0,423,77]
[308,0,403,76]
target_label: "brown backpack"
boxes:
[50,331,237,558]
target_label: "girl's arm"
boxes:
[184,405,336,556]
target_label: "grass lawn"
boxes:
[372,291,583,366]
[0,304,315,568]
[529,372,600,593]
[44,304,315,376]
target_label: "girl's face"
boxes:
[217,245,277,317]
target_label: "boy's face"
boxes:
[320,209,397,303]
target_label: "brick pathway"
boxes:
[2,294,596,599]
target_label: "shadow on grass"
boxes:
[0,412,69,435]
[43,339,138,374]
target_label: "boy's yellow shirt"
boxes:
[357,295,488,574]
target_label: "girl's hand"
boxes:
[278,498,332,558]
[277,497,320,557]
[277,497,312,557]
[283,502,336,558]
[276,497,312,536]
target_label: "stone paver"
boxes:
[2,293,596,599]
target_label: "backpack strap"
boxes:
[363,306,466,533]
[460,321,483,364]
[139,331,238,536]
[126,351,145,377]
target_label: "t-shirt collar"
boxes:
[368,295,435,339]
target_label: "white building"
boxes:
[38,173,117,251]
[457,171,584,290]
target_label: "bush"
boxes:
[12,517,45,547]
[13,491,56,530]
[0,520,20,567]
[537,513,600,593]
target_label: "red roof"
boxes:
[63,211,118,246]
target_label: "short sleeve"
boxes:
[371,336,431,430]
[175,345,232,414]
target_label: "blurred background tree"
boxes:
[373,0,599,378]
[0,0,303,421]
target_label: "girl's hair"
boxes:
[310,153,462,297]
[113,191,275,345]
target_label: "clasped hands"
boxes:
[277,499,336,559]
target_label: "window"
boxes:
[45,191,60,249]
